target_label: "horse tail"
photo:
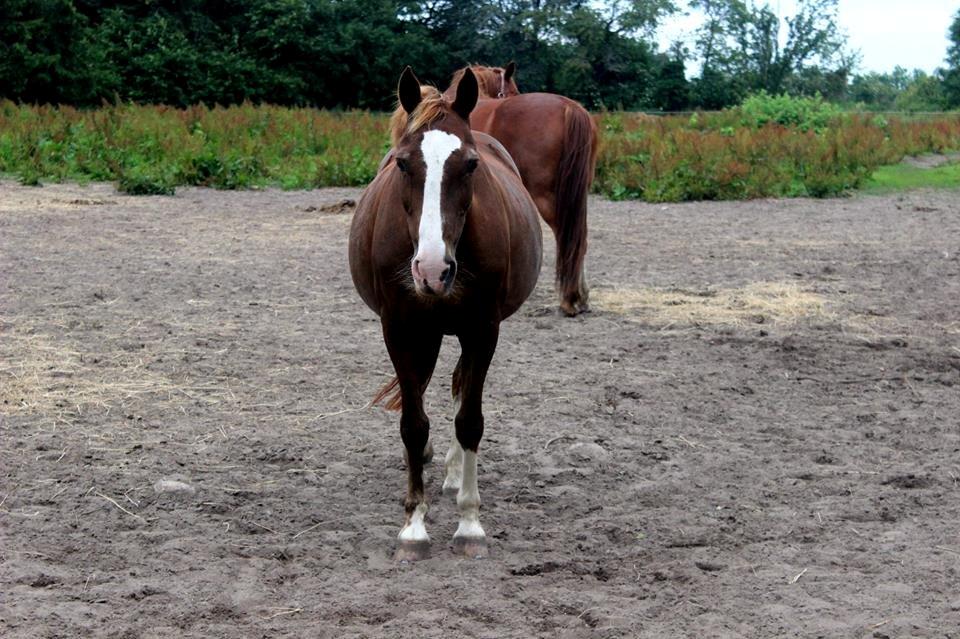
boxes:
[554,102,597,311]
[372,376,402,411]
[451,355,464,402]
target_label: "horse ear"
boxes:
[398,66,422,114]
[504,61,516,82]
[452,67,478,120]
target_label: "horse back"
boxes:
[469,93,591,202]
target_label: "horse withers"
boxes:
[445,64,597,317]
[349,67,542,561]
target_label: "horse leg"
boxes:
[575,263,590,314]
[542,209,585,317]
[442,356,464,495]
[442,426,464,495]
[451,324,499,558]
[383,319,442,562]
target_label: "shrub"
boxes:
[1,100,958,202]
[595,110,960,202]
[117,166,175,195]
[738,91,842,133]
[0,101,390,192]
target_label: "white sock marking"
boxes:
[454,450,485,540]
[415,130,462,265]
[443,431,464,493]
[398,502,429,542]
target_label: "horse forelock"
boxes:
[389,85,448,147]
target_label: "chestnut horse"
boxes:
[350,67,542,561]
[444,64,597,316]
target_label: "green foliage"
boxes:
[594,110,960,202]
[945,9,960,108]
[0,0,686,111]
[117,166,176,195]
[689,0,852,108]
[738,91,842,132]
[0,101,389,192]
[2,102,958,202]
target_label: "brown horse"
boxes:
[445,64,597,316]
[448,62,519,99]
[350,67,542,561]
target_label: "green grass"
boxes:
[864,159,960,192]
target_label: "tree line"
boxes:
[1,0,959,111]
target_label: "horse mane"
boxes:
[389,85,447,147]
[447,65,499,100]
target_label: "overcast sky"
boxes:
[658,0,956,76]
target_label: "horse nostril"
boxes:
[441,260,457,285]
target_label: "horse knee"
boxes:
[400,413,430,453]
[455,412,483,452]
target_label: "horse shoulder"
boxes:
[350,167,408,315]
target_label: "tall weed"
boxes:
[1,100,957,201]
[595,110,960,201]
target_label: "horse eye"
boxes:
[396,157,409,173]
[465,158,479,173]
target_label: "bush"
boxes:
[595,110,960,202]
[1,101,958,202]
[0,101,390,192]
[117,166,175,195]
[738,91,842,133]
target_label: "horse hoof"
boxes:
[422,441,434,464]
[395,540,431,563]
[560,301,578,317]
[453,536,487,559]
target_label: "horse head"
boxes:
[477,62,519,98]
[393,66,480,298]
[446,63,519,100]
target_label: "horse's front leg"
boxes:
[452,322,499,558]
[383,319,442,562]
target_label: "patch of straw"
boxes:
[592,281,828,327]
[0,321,198,417]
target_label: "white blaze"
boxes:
[416,130,462,264]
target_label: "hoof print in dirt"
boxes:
[395,540,431,563]
[452,536,488,559]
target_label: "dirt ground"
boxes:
[2,179,959,638]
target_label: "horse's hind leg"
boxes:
[442,357,464,495]
[575,264,589,314]
[383,319,442,562]
[451,324,499,558]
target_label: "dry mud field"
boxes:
[2,180,959,638]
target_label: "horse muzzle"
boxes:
[412,255,457,297]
